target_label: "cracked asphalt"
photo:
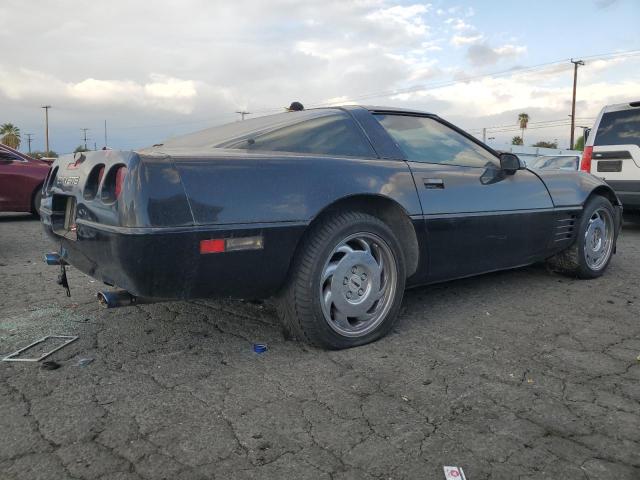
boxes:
[1,213,639,480]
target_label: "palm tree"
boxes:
[518,113,529,144]
[0,123,21,149]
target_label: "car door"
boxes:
[374,114,555,282]
[0,150,35,211]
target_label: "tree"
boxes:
[518,113,529,144]
[28,150,58,159]
[532,140,558,149]
[574,135,585,151]
[74,145,91,153]
[0,123,21,149]
[511,136,524,146]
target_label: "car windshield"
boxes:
[528,155,579,170]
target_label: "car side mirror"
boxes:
[499,153,522,174]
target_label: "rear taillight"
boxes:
[580,146,593,172]
[114,166,127,198]
[100,164,128,203]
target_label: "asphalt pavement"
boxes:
[1,213,639,480]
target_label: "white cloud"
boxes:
[451,33,484,46]
[466,43,527,66]
[366,4,431,36]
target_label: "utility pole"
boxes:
[569,59,584,150]
[235,110,251,121]
[26,133,34,153]
[81,128,90,150]
[42,105,51,153]
[482,128,487,142]
[104,120,108,148]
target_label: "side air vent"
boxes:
[554,213,577,242]
[84,164,105,200]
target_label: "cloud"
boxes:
[0,69,202,114]
[466,43,526,66]
[595,0,618,8]
[366,4,431,36]
[451,33,484,46]
[0,0,633,153]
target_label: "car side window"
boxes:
[231,112,376,158]
[376,114,498,168]
[0,151,19,162]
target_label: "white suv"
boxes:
[582,101,640,213]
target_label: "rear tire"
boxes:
[276,211,406,349]
[548,195,617,279]
[31,189,42,217]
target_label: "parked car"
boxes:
[581,100,640,214]
[41,106,622,349]
[0,144,49,216]
[527,154,580,171]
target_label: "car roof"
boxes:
[361,105,435,115]
[145,105,437,151]
[602,101,640,113]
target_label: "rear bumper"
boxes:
[42,217,305,299]
[606,180,640,211]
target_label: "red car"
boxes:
[0,144,50,216]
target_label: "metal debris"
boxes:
[41,360,61,370]
[443,466,467,480]
[2,335,79,362]
[253,343,268,354]
[76,357,95,367]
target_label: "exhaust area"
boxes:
[97,290,153,308]
[43,252,67,266]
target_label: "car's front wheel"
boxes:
[548,195,618,278]
[277,211,406,349]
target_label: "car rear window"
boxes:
[229,112,376,158]
[595,109,640,147]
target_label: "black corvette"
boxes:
[41,106,622,349]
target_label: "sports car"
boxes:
[0,144,49,216]
[40,106,622,349]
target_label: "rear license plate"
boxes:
[597,161,622,172]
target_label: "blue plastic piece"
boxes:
[253,343,267,354]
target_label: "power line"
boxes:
[468,117,595,133]
[41,105,51,153]
[569,59,585,149]
[235,110,252,121]
[25,133,34,153]
[81,128,90,150]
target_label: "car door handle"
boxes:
[423,178,444,189]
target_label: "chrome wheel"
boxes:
[584,207,614,271]
[319,232,398,338]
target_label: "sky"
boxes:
[1,0,639,154]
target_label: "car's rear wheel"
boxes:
[548,195,617,278]
[277,211,406,349]
[31,189,42,217]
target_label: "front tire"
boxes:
[277,211,406,349]
[548,195,617,279]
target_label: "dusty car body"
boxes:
[0,144,49,215]
[40,106,622,348]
